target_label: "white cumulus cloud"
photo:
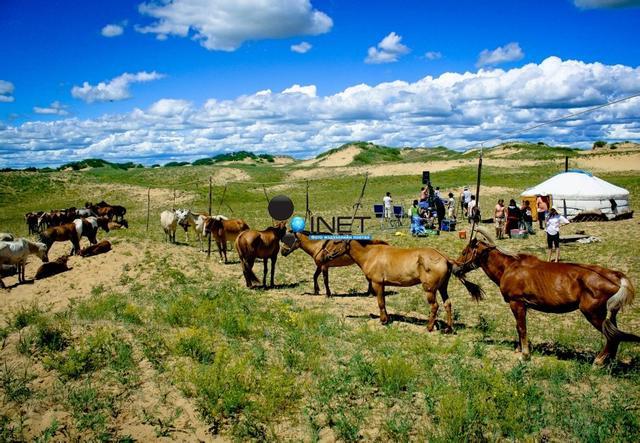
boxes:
[425,51,442,60]
[101,24,124,37]
[2,57,640,168]
[291,41,312,53]
[71,71,165,103]
[136,0,332,51]
[33,101,69,115]
[365,32,410,64]
[477,42,524,67]
[574,0,640,8]
[0,80,15,103]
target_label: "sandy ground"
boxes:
[573,152,640,172]
[298,145,361,168]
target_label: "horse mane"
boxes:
[474,226,519,258]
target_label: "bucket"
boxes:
[458,230,467,239]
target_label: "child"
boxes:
[546,207,570,262]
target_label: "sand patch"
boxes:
[298,145,362,168]
[572,152,640,172]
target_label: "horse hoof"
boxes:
[519,354,531,362]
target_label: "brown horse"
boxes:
[321,240,483,331]
[79,240,112,257]
[40,216,109,255]
[281,231,388,297]
[235,222,287,288]
[455,227,639,364]
[204,216,250,263]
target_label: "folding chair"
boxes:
[373,204,386,228]
[392,205,404,227]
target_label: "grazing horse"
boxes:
[96,200,126,222]
[160,210,178,243]
[321,240,483,331]
[0,238,49,288]
[205,216,250,263]
[25,212,40,234]
[455,227,639,364]
[280,231,388,297]
[235,222,287,288]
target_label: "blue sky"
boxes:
[1,0,640,167]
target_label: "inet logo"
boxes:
[267,194,371,241]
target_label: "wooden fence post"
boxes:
[207,176,212,258]
[146,188,150,232]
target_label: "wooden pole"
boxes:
[565,156,569,172]
[349,172,369,232]
[146,188,150,232]
[470,153,483,239]
[173,188,176,210]
[208,176,212,258]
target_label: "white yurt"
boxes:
[521,170,630,220]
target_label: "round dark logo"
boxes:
[268,195,294,220]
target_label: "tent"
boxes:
[521,170,630,220]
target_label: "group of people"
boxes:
[493,195,569,262]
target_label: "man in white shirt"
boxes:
[383,192,393,219]
[462,186,472,216]
[467,195,478,223]
[546,207,570,262]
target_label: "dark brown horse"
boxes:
[321,240,483,332]
[456,227,639,364]
[280,231,388,297]
[235,222,287,288]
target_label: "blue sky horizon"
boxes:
[1,0,640,168]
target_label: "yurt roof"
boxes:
[521,170,629,200]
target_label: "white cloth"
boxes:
[383,196,392,208]
[545,214,569,235]
[463,190,471,203]
[468,200,477,213]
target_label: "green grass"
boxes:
[0,146,639,440]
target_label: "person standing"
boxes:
[521,200,535,234]
[383,192,393,220]
[467,195,478,223]
[536,195,548,230]
[419,187,428,202]
[447,192,456,219]
[434,187,441,198]
[505,199,521,238]
[462,186,472,217]
[494,199,506,239]
[546,207,570,262]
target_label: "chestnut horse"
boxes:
[280,231,388,297]
[205,216,250,263]
[321,240,483,332]
[235,222,287,288]
[455,227,639,364]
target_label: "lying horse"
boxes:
[280,231,388,297]
[236,222,287,288]
[35,255,70,279]
[205,216,250,263]
[455,227,639,364]
[321,240,483,331]
[79,240,112,257]
[0,238,49,287]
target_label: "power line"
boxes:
[454,91,640,153]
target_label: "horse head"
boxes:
[35,242,49,263]
[281,232,301,256]
[273,221,287,239]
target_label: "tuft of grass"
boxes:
[1,362,33,403]
[374,354,417,395]
[174,328,216,364]
[75,293,143,325]
[11,304,44,330]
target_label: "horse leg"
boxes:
[312,266,321,295]
[509,301,530,360]
[322,267,331,297]
[367,279,373,296]
[216,241,224,261]
[439,290,454,334]
[270,255,276,288]
[580,301,618,366]
[222,240,229,264]
[262,259,268,288]
[423,287,439,332]
[372,282,389,324]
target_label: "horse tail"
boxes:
[446,257,483,301]
[603,278,640,343]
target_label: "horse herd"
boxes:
[160,210,638,366]
[0,200,125,288]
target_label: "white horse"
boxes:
[0,233,14,242]
[0,238,49,288]
[160,210,178,243]
[175,209,207,250]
